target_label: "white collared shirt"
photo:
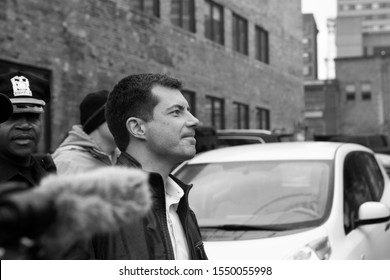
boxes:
[165,177,190,260]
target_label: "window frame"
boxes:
[171,0,196,33]
[256,107,270,130]
[255,25,269,64]
[345,84,356,101]
[206,95,225,129]
[131,0,160,18]
[233,102,249,129]
[204,0,224,45]
[361,82,372,101]
[232,12,248,55]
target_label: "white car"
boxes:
[174,142,390,259]
[375,153,390,177]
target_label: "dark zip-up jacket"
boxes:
[0,154,56,196]
[90,152,208,259]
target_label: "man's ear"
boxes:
[126,117,146,140]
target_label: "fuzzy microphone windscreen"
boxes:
[32,166,151,256]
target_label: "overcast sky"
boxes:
[301,0,337,80]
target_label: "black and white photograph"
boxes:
[1,0,390,279]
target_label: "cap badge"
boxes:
[10,75,32,97]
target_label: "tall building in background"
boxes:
[335,0,390,134]
[302,14,319,80]
[302,13,339,138]
[304,1,390,138]
[336,0,390,57]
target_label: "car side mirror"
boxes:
[355,201,390,227]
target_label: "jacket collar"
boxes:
[117,152,192,194]
[169,174,192,193]
[116,152,142,168]
[0,156,44,186]
[0,159,21,182]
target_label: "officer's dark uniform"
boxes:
[0,156,55,188]
[0,71,56,196]
[0,74,56,259]
[0,93,13,124]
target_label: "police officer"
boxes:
[0,71,55,189]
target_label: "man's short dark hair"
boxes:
[106,73,182,151]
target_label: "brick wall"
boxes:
[0,0,304,151]
[336,56,390,134]
[304,80,339,135]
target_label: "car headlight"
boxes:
[288,236,331,260]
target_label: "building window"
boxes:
[373,46,390,57]
[181,89,196,116]
[130,0,160,17]
[303,65,311,76]
[355,4,363,10]
[233,102,249,129]
[206,96,225,129]
[255,26,269,64]
[232,13,248,55]
[302,37,310,47]
[346,84,356,101]
[256,107,270,129]
[204,0,224,45]
[0,60,52,153]
[346,93,355,101]
[361,83,372,101]
[171,0,196,33]
[340,4,350,11]
[303,52,311,62]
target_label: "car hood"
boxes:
[203,225,329,260]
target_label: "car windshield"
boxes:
[176,160,332,231]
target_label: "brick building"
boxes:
[302,14,318,81]
[0,0,304,152]
[334,0,390,134]
[335,55,390,134]
[304,79,339,136]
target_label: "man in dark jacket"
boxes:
[98,73,207,260]
[0,71,55,190]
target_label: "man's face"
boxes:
[144,85,199,165]
[0,113,41,160]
